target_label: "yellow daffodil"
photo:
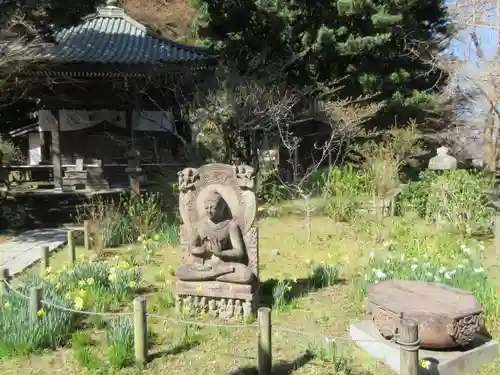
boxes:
[200,311,207,319]
[128,281,137,288]
[37,308,46,317]
[16,267,23,274]
[257,206,265,212]
[74,296,84,310]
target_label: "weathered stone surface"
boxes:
[428,146,457,170]
[367,280,483,349]
[350,319,498,375]
[174,163,259,316]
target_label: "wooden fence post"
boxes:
[258,307,272,375]
[29,287,43,321]
[0,268,9,296]
[399,318,420,375]
[40,246,49,276]
[494,216,500,258]
[134,296,147,364]
[67,230,76,264]
[83,220,90,251]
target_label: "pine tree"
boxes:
[192,0,453,124]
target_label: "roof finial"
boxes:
[106,0,118,7]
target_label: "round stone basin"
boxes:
[367,280,483,349]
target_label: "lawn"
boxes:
[1,211,499,375]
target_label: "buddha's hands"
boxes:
[190,246,205,256]
[207,239,222,256]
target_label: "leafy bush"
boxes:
[399,170,495,234]
[257,171,291,204]
[77,191,178,249]
[0,136,24,165]
[106,318,134,368]
[323,166,370,221]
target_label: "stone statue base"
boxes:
[176,280,258,319]
[367,280,483,349]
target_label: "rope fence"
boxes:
[0,275,421,375]
[0,227,421,375]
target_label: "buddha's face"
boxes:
[204,191,224,220]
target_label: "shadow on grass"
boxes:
[148,340,201,360]
[259,267,347,309]
[225,352,314,375]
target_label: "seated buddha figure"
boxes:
[176,189,254,284]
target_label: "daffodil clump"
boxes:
[362,240,500,327]
[0,257,142,357]
[0,274,77,356]
[52,258,142,312]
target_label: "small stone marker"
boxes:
[428,146,457,170]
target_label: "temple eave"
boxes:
[23,60,217,78]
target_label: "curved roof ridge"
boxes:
[80,4,211,54]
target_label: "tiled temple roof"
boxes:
[34,1,215,75]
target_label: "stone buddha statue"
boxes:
[176,189,254,284]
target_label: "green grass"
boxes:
[1,211,499,375]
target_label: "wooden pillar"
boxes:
[50,110,62,190]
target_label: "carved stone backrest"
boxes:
[177,163,258,278]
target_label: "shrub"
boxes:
[399,170,495,234]
[323,166,370,221]
[0,136,24,164]
[106,318,134,369]
[77,191,178,249]
[257,170,291,204]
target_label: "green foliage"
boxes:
[71,332,102,369]
[311,264,339,289]
[307,338,350,373]
[0,281,77,356]
[0,136,23,164]
[192,0,452,123]
[272,279,294,311]
[323,166,370,221]
[106,318,134,369]
[77,192,179,250]
[0,258,141,358]
[399,170,495,234]
[257,171,291,204]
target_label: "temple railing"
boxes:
[0,160,184,193]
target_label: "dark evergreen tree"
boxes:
[193,0,453,126]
